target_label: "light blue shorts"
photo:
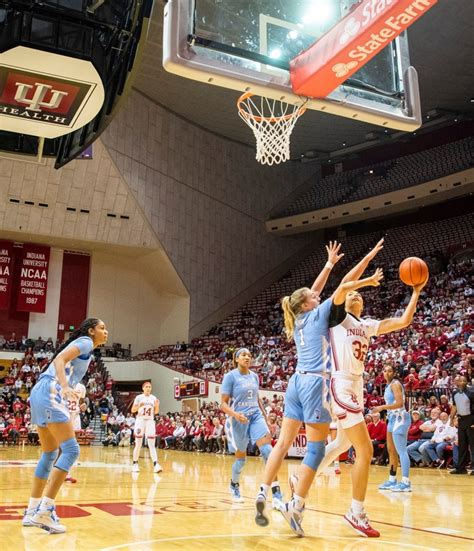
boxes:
[30,375,70,427]
[284,372,331,425]
[387,410,411,435]
[225,411,269,453]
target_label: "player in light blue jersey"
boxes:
[374,364,413,493]
[24,318,108,533]
[221,348,281,505]
[255,239,385,536]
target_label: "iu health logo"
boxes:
[14,82,69,112]
[0,66,92,125]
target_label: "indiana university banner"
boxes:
[0,240,14,310]
[17,244,50,313]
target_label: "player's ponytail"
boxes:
[42,317,101,373]
[282,287,310,341]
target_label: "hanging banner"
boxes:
[17,244,50,313]
[0,240,14,310]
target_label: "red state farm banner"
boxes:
[17,244,51,313]
[0,241,14,310]
[290,0,438,98]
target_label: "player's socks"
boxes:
[351,498,365,515]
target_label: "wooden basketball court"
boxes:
[1,445,472,550]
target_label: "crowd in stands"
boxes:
[277,136,473,217]
[137,254,473,402]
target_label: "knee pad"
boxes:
[55,438,80,473]
[34,449,59,480]
[302,441,325,471]
[259,443,273,463]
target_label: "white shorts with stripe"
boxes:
[329,373,364,429]
[134,418,156,438]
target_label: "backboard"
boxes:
[163,0,422,131]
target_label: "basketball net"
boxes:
[237,93,307,166]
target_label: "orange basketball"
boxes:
[399,257,429,286]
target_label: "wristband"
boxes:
[325,261,334,269]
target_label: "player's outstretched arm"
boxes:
[310,241,344,294]
[340,238,384,284]
[333,268,384,305]
[377,277,428,335]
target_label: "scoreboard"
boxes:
[174,380,208,399]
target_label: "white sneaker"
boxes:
[22,508,37,527]
[279,499,305,537]
[132,463,140,473]
[254,493,269,527]
[153,462,162,473]
[31,506,66,534]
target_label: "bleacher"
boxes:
[277,137,474,217]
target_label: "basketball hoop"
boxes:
[237,93,307,166]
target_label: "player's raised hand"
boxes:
[326,241,344,265]
[235,413,249,424]
[367,238,384,260]
[413,274,429,293]
[62,387,80,401]
[366,268,384,287]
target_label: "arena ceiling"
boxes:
[133,0,474,159]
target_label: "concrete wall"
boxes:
[102,91,316,334]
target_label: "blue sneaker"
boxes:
[271,485,283,509]
[378,479,398,490]
[230,481,244,503]
[391,481,412,492]
[279,499,305,537]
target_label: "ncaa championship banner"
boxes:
[0,46,105,138]
[0,241,14,310]
[17,244,50,313]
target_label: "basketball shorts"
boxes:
[284,372,331,425]
[134,418,156,438]
[387,410,411,435]
[30,375,70,427]
[330,374,364,429]
[225,411,269,453]
[71,412,82,431]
